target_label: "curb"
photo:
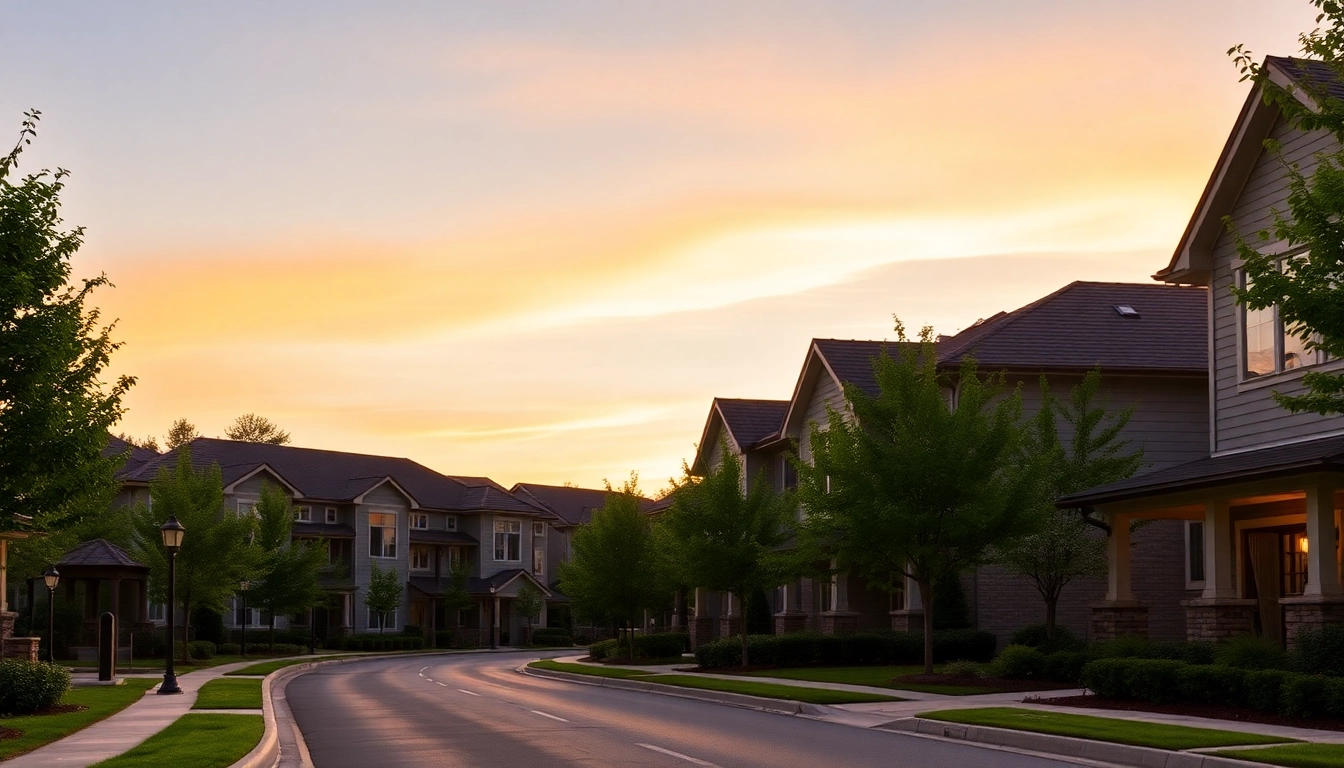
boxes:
[880,718,1280,768]
[521,665,830,717]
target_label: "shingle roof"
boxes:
[104,435,160,476]
[292,522,356,539]
[715,399,788,448]
[408,568,550,598]
[935,282,1207,372]
[57,539,146,570]
[121,438,542,515]
[1267,55,1344,103]
[409,529,479,546]
[1059,435,1344,507]
[509,483,653,526]
[812,339,897,397]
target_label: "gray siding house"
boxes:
[1063,56,1344,648]
[687,281,1210,647]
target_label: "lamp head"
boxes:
[43,566,59,590]
[160,516,186,551]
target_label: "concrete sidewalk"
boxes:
[7,658,270,768]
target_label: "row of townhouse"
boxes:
[684,54,1344,651]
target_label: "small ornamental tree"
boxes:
[250,482,327,650]
[663,446,801,668]
[364,560,403,633]
[799,323,1044,674]
[440,560,474,643]
[513,584,545,645]
[997,370,1143,639]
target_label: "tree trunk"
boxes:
[627,619,636,663]
[269,614,276,652]
[1045,598,1057,641]
[918,577,934,675]
[738,591,749,669]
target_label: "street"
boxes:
[286,652,1087,767]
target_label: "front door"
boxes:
[1244,526,1308,646]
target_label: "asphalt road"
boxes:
[286,651,1087,768]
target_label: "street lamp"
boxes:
[238,580,250,658]
[158,516,185,695]
[488,584,497,650]
[42,567,59,663]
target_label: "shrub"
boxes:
[402,625,423,637]
[1010,624,1084,654]
[693,630,995,670]
[1043,651,1089,683]
[0,660,70,715]
[1215,634,1289,671]
[1081,658,1132,698]
[588,639,620,661]
[635,633,687,658]
[935,629,997,662]
[993,645,1047,679]
[1091,637,1213,665]
[191,608,226,645]
[530,629,573,647]
[1245,669,1293,712]
[218,643,241,655]
[1178,642,1217,666]
[1281,674,1332,719]
[1124,659,1186,704]
[1093,635,1152,659]
[1291,624,1344,677]
[1176,664,1248,707]
[188,640,217,660]
[942,660,985,678]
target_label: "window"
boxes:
[236,500,258,517]
[368,608,397,631]
[447,547,461,568]
[1187,521,1206,584]
[1241,261,1326,379]
[410,513,428,530]
[494,520,521,561]
[369,512,397,558]
[149,603,166,622]
[889,574,906,612]
[532,522,546,537]
[1284,531,1309,597]
[325,507,338,524]
[445,515,458,532]
[533,547,544,576]
[410,545,431,571]
[233,598,261,628]
[294,505,312,523]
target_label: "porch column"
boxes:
[822,560,859,635]
[1304,483,1341,597]
[1,539,8,612]
[1203,500,1237,599]
[719,592,741,639]
[1105,514,1134,602]
[690,588,715,649]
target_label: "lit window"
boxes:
[410,513,428,530]
[369,512,397,558]
[410,545,431,571]
[1242,259,1325,379]
[494,520,521,562]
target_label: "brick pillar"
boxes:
[1,636,39,662]
[821,613,859,635]
[890,610,923,632]
[1281,597,1344,650]
[1182,598,1257,642]
[0,610,14,640]
[1090,601,1149,641]
[774,580,807,634]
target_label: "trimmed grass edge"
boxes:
[920,707,1295,751]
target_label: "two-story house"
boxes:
[687,280,1211,647]
[114,438,555,646]
[1062,56,1344,649]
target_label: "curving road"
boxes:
[286,651,1086,767]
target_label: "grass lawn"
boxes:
[193,679,263,710]
[91,713,263,768]
[224,656,363,676]
[1214,744,1344,767]
[739,666,996,696]
[647,675,901,705]
[921,708,1295,751]
[528,659,655,679]
[0,679,157,760]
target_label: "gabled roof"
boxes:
[690,398,790,473]
[1161,55,1336,285]
[104,435,160,476]
[120,438,542,515]
[407,568,552,598]
[57,539,146,570]
[509,483,652,526]
[1058,434,1344,507]
[935,282,1207,373]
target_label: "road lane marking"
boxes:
[457,689,480,696]
[636,744,720,767]
[530,710,568,722]
[436,682,449,687]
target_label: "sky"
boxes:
[0,1,1323,490]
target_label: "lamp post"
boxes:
[42,567,59,663]
[238,580,250,658]
[159,516,185,695]
[488,585,497,650]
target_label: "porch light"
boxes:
[1299,536,1309,554]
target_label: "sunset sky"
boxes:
[0,2,1321,490]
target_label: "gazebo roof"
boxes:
[57,539,148,572]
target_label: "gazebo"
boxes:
[55,539,150,656]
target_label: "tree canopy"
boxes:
[249,482,328,649]
[225,413,291,445]
[165,418,201,450]
[0,110,133,536]
[798,325,1043,673]
[1230,2,1344,415]
[364,560,403,633]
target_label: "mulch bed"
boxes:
[0,727,20,741]
[1027,694,1344,732]
[899,674,1076,693]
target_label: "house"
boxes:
[686,280,1211,646]
[1060,57,1344,648]
[114,438,555,646]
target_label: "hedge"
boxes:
[1080,656,1344,718]
[694,629,997,670]
[323,635,425,652]
[0,659,70,715]
[589,633,688,661]
[530,629,573,647]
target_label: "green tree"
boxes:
[165,418,200,450]
[439,560,474,645]
[1230,6,1344,415]
[0,110,134,540]
[249,482,327,651]
[115,433,160,452]
[130,449,257,662]
[663,446,800,667]
[798,324,1042,674]
[557,475,669,660]
[996,371,1142,639]
[513,584,545,645]
[225,413,291,445]
[364,560,403,633]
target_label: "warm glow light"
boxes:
[1299,536,1309,554]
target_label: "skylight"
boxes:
[1114,305,1140,318]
